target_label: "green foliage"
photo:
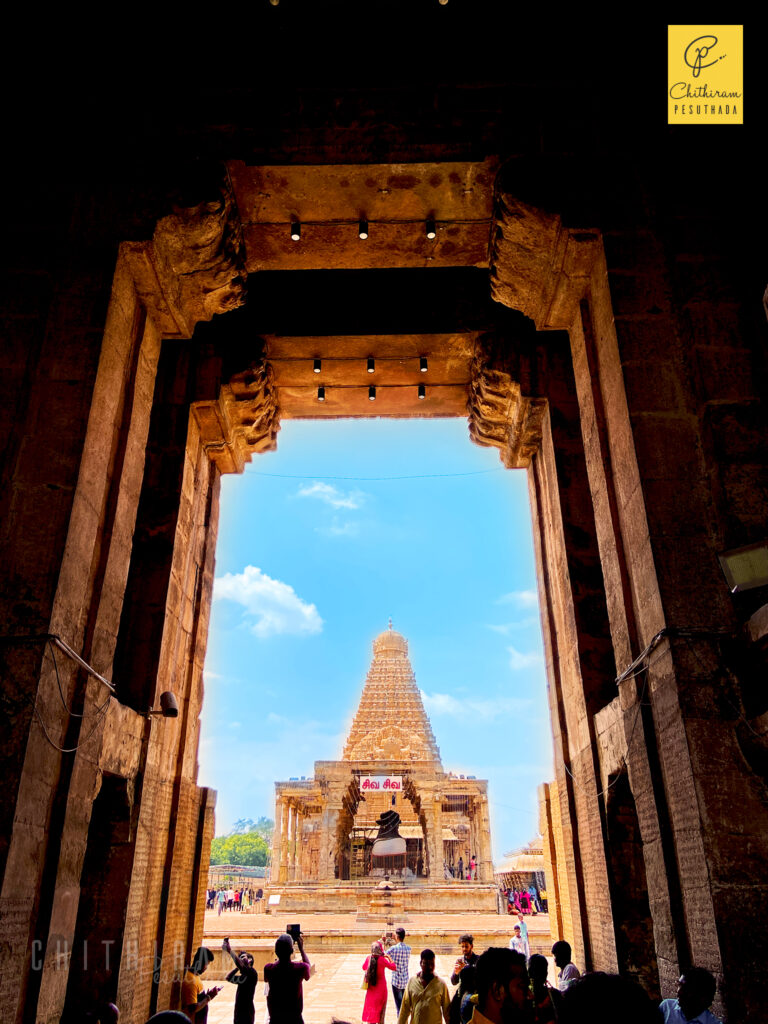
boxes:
[210,831,270,866]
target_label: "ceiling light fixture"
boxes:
[367,357,375,373]
[426,219,437,240]
[317,386,325,402]
[313,358,321,373]
[291,221,301,241]
[418,384,426,399]
[420,356,428,373]
[359,219,369,240]
[369,386,376,401]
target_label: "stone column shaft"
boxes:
[290,808,301,881]
[478,796,493,882]
[271,796,283,883]
[279,800,290,883]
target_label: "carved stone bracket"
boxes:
[124,171,247,338]
[467,337,546,468]
[192,361,280,474]
[489,160,601,330]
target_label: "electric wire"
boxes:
[47,639,112,718]
[250,469,505,481]
[0,632,115,754]
[26,692,112,754]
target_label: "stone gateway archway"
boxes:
[1,32,766,1024]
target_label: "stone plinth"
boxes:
[265,882,498,914]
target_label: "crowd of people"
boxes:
[444,855,479,880]
[501,886,544,915]
[86,928,725,1024]
[354,931,723,1024]
[207,887,263,914]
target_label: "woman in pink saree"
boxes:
[362,941,396,1024]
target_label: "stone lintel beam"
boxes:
[467,336,546,469]
[489,159,601,331]
[192,363,280,474]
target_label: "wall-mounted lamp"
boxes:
[369,386,376,401]
[718,541,768,593]
[367,357,375,373]
[418,384,426,400]
[146,691,179,719]
[420,356,428,373]
[290,221,301,241]
[359,219,369,240]
[317,386,326,402]
[313,358,322,373]
[426,219,437,240]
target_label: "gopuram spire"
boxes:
[342,624,442,766]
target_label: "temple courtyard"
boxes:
[202,911,554,1024]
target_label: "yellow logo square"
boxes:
[668,25,743,124]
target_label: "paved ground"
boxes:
[203,909,551,938]
[203,914,555,1024]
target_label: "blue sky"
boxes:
[199,418,554,861]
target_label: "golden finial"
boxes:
[388,617,393,630]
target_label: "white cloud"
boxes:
[316,518,360,538]
[213,565,323,638]
[421,689,532,719]
[497,589,538,608]
[297,481,366,510]
[507,645,544,671]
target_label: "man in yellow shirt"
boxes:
[180,946,221,1022]
[397,950,450,1024]
[470,948,529,1024]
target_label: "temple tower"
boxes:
[270,624,496,911]
[343,623,441,765]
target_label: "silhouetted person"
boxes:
[659,967,721,1024]
[223,937,259,1024]
[551,941,580,991]
[145,1014,191,1024]
[264,932,311,1024]
[473,947,529,1024]
[560,972,660,1024]
[181,947,221,1022]
[528,954,562,1024]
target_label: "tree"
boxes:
[210,832,269,866]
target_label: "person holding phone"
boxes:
[449,934,479,1024]
[264,932,311,1024]
[181,947,221,1023]
[222,937,258,1024]
[362,940,396,1024]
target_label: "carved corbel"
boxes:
[489,158,601,330]
[192,361,280,474]
[467,336,546,469]
[124,170,247,338]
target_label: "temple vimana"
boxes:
[0,6,765,1023]
[271,624,495,911]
